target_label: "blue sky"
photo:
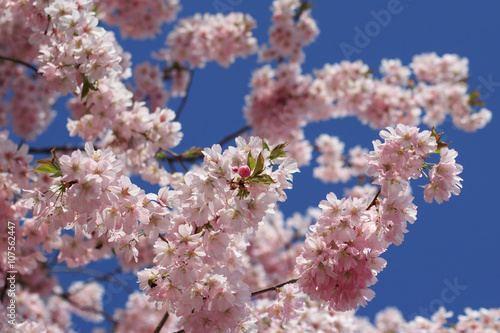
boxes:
[27,1,500,330]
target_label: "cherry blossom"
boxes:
[0,1,496,332]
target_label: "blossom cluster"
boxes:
[259,0,320,63]
[93,0,181,39]
[250,301,500,332]
[243,63,316,166]
[24,143,153,267]
[4,287,499,332]
[245,54,491,170]
[37,0,127,95]
[313,55,492,132]
[0,280,107,333]
[295,125,461,312]
[313,134,370,184]
[132,61,170,112]
[0,1,495,332]
[0,1,58,140]
[160,12,259,96]
[137,137,298,332]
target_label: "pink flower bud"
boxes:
[232,166,239,173]
[238,165,251,178]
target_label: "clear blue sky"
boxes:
[28,1,500,330]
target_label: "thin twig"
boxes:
[174,69,195,122]
[217,125,251,147]
[56,292,118,325]
[166,149,189,172]
[158,234,168,243]
[0,55,40,74]
[251,278,299,297]
[366,187,381,210]
[154,310,170,333]
[50,266,134,294]
[29,145,79,155]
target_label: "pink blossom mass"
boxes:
[0,0,498,332]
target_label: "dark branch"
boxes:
[29,145,80,155]
[174,69,195,122]
[57,292,118,325]
[163,125,252,165]
[154,310,170,333]
[251,278,299,297]
[217,125,251,147]
[0,55,40,74]
[366,187,381,210]
[51,267,133,294]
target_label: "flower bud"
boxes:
[238,165,251,178]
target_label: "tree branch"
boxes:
[50,266,134,294]
[251,278,299,297]
[366,187,381,210]
[217,124,252,147]
[0,55,40,74]
[29,145,80,155]
[56,292,118,325]
[174,69,195,122]
[154,310,170,333]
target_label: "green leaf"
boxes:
[270,142,288,160]
[247,174,275,184]
[237,188,250,199]
[429,127,451,154]
[155,150,167,160]
[51,171,63,178]
[81,80,90,99]
[35,158,53,165]
[183,146,202,158]
[251,152,265,177]
[33,164,59,174]
[50,146,61,170]
[247,152,255,170]
[262,140,270,151]
[81,75,99,100]
[468,90,485,107]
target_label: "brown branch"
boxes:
[174,69,195,122]
[29,145,80,155]
[366,187,381,210]
[158,233,168,243]
[56,292,118,325]
[154,310,170,333]
[50,266,133,294]
[217,125,251,147]
[251,278,299,297]
[0,55,40,74]
[166,149,189,172]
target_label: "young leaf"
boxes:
[251,152,265,177]
[51,171,63,178]
[33,164,59,174]
[35,158,53,166]
[262,140,270,151]
[247,174,275,184]
[247,152,256,170]
[183,146,203,158]
[237,188,250,199]
[270,142,288,160]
